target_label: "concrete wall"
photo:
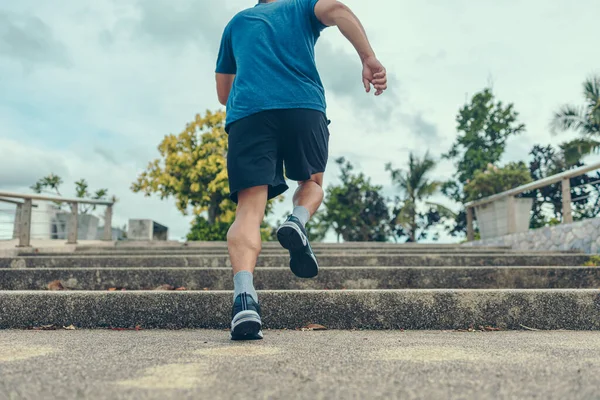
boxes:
[475,198,533,239]
[128,220,153,240]
[128,220,168,241]
[96,227,126,241]
[11,202,59,240]
[54,213,99,241]
[463,218,600,254]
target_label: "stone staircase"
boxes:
[0,242,599,330]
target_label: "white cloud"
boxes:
[0,11,69,68]
[0,139,68,188]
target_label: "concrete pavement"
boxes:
[0,330,599,399]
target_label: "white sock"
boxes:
[233,271,258,302]
[292,206,310,226]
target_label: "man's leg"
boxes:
[228,185,268,340]
[291,173,324,225]
[228,185,269,277]
[277,173,324,279]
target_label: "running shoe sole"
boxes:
[276,222,307,252]
[290,249,318,278]
[277,222,318,278]
[231,310,263,341]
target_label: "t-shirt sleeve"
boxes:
[215,25,237,74]
[304,0,328,32]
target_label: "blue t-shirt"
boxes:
[216,0,328,128]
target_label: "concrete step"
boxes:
[1,290,599,329]
[75,242,511,252]
[1,254,592,269]
[3,267,600,290]
[52,248,525,257]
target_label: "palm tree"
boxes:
[552,75,600,163]
[386,152,454,242]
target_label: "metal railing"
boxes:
[0,191,114,247]
[465,161,600,241]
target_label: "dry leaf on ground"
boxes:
[109,325,142,331]
[519,324,540,331]
[302,323,327,331]
[47,280,64,291]
[482,326,502,332]
[154,284,175,291]
[63,325,76,330]
[30,324,58,331]
[455,325,477,333]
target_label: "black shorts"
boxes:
[226,109,330,203]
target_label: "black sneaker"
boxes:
[276,215,319,278]
[231,293,263,341]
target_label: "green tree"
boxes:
[75,179,109,213]
[31,175,110,214]
[552,75,600,163]
[386,152,454,242]
[443,88,526,236]
[445,88,526,186]
[323,158,390,242]
[463,162,532,202]
[527,144,600,228]
[132,110,279,241]
[132,110,233,224]
[552,75,600,137]
[31,173,63,196]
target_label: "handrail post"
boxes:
[562,178,573,224]
[103,205,113,241]
[466,206,474,242]
[507,196,517,234]
[13,203,22,239]
[67,202,78,244]
[17,199,32,247]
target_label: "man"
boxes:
[215,0,387,340]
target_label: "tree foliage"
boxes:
[31,174,110,214]
[443,88,526,236]
[552,75,600,163]
[386,152,454,242]
[31,174,64,196]
[463,162,532,202]
[552,75,600,136]
[132,110,280,241]
[323,158,390,242]
[527,144,600,228]
[444,88,526,187]
[132,110,233,224]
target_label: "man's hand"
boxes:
[362,56,387,96]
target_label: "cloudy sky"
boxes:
[1,0,598,241]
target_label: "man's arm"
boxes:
[215,23,236,106]
[314,0,387,96]
[216,73,235,106]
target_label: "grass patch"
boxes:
[583,255,600,267]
